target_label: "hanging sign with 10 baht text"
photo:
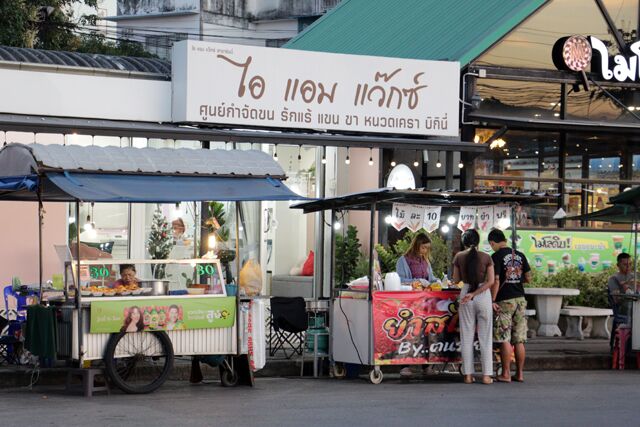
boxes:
[171,41,460,137]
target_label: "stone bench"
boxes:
[560,306,613,340]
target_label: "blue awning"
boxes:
[43,172,305,203]
[0,175,38,192]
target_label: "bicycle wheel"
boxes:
[104,331,174,394]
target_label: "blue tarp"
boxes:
[0,175,38,192]
[41,172,305,203]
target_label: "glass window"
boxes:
[474,79,562,120]
[476,0,620,69]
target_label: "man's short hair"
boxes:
[488,229,507,243]
[120,264,136,274]
[617,253,631,263]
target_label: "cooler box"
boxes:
[271,275,314,298]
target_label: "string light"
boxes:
[436,151,442,168]
[368,147,374,166]
[345,147,350,165]
[321,146,326,164]
[298,145,302,161]
[413,150,420,167]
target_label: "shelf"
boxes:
[76,258,220,266]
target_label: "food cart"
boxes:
[568,187,640,352]
[0,143,304,393]
[292,188,554,383]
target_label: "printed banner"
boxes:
[476,206,494,232]
[422,206,442,233]
[493,206,511,230]
[406,204,426,232]
[391,203,409,231]
[477,229,632,275]
[90,297,236,334]
[457,206,476,231]
[373,291,464,364]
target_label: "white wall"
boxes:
[0,69,171,122]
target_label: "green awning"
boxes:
[286,0,547,67]
[611,187,640,207]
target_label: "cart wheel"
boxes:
[104,331,174,394]
[369,368,383,385]
[333,363,346,379]
[219,366,239,387]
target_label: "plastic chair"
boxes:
[612,325,640,370]
[0,315,20,365]
[3,285,38,323]
[269,297,308,359]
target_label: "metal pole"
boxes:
[235,202,241,356]
[634,213,638,293]
[37,184,43,301]
[75,201,83,364]
[368,201,376,366]
[511,204,518,250]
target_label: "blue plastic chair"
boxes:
[3,285,38,323]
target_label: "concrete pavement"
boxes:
[0,371,638,426]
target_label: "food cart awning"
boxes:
[290,187,558,213]
[610,186,640,207]
[565,205,640,224]
[0,143,305,202]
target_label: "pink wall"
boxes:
[0,202,67,310]
[348,148,380,254]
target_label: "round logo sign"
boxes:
[561,35,592,72]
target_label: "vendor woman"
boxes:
[396,233,437,283]
[110,264,139,288]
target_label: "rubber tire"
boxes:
[219,366,238,387]
[369,369,383,385]
[104,331,174,394]
[333,363,346,379]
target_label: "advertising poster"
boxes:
[479,230,635,275]
[90,297,236,334]
[373,291,465,364]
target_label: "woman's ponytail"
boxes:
[461,229,481,292]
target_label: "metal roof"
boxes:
[285,0,547,66]
[0,46,170,76]
[0,143,285,178]
[291,188,558,213]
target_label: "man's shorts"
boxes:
[494,297,527,344]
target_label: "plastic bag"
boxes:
[239,259,262,296]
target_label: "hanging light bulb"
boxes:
[384,215,393,224]
[172,202,183,220]
[321,146,326,164]
[273,144,278,161]
[436,152,442,168]
[458,161,464,169]
[334,222,342,230]
[413,150,420,167]
[345,147,350,165]
[368,147,374,166]
[208,234,217,251]
[440,224,450,233]
[447,215,456,225]
[298,145,302,161]
[391,160,397,167]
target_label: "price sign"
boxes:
[422,206,441,233]
[196,264,218,276]
[90,266,110,279]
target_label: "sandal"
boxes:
[463,375,475,384]
[481,376,493,385]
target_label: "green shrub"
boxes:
[375,230,450,279]
[335,225,361,285]
[526,266,615,308]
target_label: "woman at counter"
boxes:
[396,233,437,378]
[110,264,139,288]
[396,233,437,284]
[453,229,495,385]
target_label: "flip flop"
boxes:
[463,376,475,384]
[495,377,511,383]
[512,377,524,383]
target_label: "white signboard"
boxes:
[172,41,460,136]
[457,207,476,232]
[422,206,442,233]
[117,0,198,17]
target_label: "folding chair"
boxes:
[269,297,308,359]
